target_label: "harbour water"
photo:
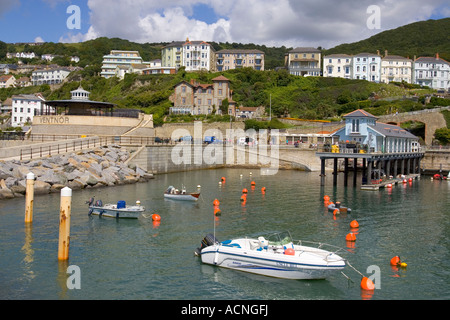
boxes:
[0,168,449,300]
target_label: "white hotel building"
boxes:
[414,54,450,90]
[381,54,413,84]
[351,53,381,82]
[323,54,352,79]
[101,50,144,79]
[11,93,54,127]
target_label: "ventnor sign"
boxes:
[38,116,70,124]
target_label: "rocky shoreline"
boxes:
[0,145,154,200]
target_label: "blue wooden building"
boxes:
[332,109,420,153]
[317,109,424,188]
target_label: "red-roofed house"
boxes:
[0,75,16,88]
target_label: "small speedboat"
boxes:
[87,198,145,219]
[164,186,200,201]
[195,231,346,280]
[327,202,351,213]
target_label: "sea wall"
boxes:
[0,145,153,200]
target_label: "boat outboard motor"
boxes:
[195,233,219,256]
[86,198,94,206]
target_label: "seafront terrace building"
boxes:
[351,53,381,82]
[215,49,265,71]
[323,54,352,79]
[381,53,413,84]
[285,47,321,76]
[161,39,215,72]
[161,41,184,70]
[414,54,450,90]
[31,68,71,85]
[101,50,145,79]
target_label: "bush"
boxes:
[434,128,450,145]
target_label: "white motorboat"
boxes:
[87,198,145,219]
[164,186,200,201]
[195,231,347,280]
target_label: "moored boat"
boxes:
[195,231,347,280]
[87,198,145,219]
[327,202,351,213]
[164,186,200,201]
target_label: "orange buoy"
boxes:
[261,187,266,193]
[333,209,339,215]
[386,183,392,188]
[350,220,359,228]
[284,248,295,255]
[152,214,161,221]
[242,188,248,194]
[221,177,226,182]
[390,256,401,266]
[240,194,247,201]
[214,207,221,215]
[360,277,375,290]
[345,233,356,241]
[251,181,256,185]
[323,195,330,201]
[213,199,220,206]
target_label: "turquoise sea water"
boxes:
[0,169,449,300]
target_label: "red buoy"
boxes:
[361,277,375,290]
[346,233,356,241]
[350,220,359,228]
[390,256,401,266]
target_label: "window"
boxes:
[351,119,360,133]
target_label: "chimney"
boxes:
[385,50,388,57]
[436,53,439,60]
[377,50,380,56]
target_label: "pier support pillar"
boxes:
[320,158,326,186]
[333,158,338,186]
[393,159,398,177]
[344,158,348,187]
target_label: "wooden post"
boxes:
[58,187,72,261]
[320,158,326,186]
[24,172,35,223]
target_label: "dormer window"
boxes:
[351,119,360,133]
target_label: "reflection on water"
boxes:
[0,169,449,300]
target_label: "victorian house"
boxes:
[170,76,235,115]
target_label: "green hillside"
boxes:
[39,67,435,126]
[325,18,450,61]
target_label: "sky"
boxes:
[0,0,449,49]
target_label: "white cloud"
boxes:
[60,0,449,48]
[34,36,45,43]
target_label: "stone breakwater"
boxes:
[0,145,154,200]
